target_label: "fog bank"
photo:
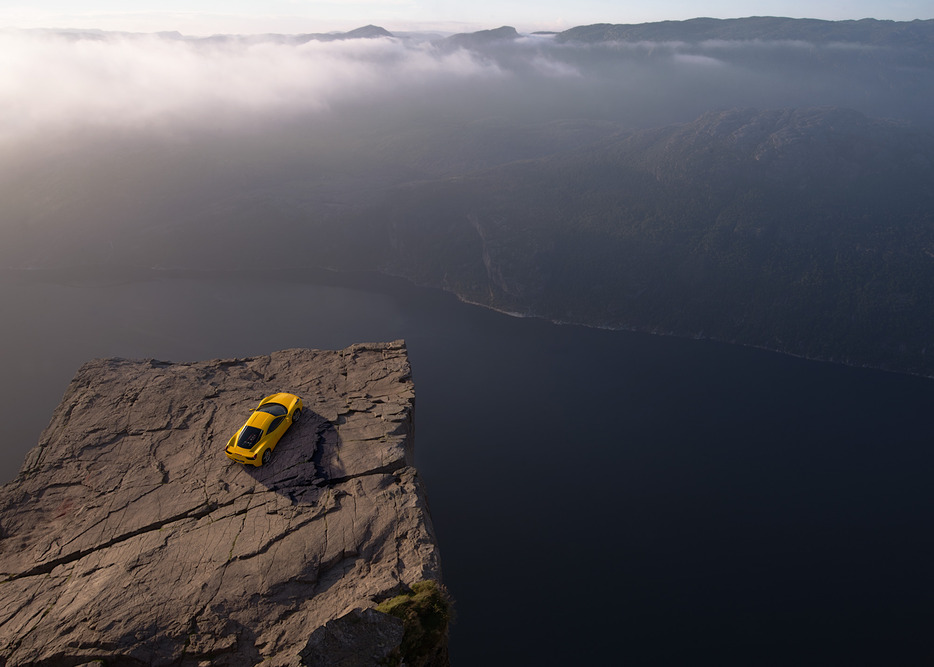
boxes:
[2,23,931,269]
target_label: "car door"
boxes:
[266,415,287,449]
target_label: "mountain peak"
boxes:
[343,24,394,39]
[444,25,521,49]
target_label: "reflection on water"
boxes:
[2,268,933,665]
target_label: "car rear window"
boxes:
[256,402,287,416]
[237,426,263,449]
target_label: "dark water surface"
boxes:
[1,269,932,665]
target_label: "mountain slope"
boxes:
[325,107,934,375]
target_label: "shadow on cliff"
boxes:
[242,409,347,502]
[27,615,261,667]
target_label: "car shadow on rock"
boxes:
[242,409,347,504]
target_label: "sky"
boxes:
[0,0,930,35]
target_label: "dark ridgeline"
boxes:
[556,16,934,48]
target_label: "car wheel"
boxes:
[293,408,301,424]
[261,449,271,466]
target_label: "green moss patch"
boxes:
[376,580,453,667]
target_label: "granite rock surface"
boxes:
[0,340,442,666]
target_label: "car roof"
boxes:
[245,411,276,430]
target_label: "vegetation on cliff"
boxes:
[377,580,453,667]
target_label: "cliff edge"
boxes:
[0,340,445,666]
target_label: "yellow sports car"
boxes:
[225,392,303,466]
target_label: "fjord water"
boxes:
[2,269,932,664]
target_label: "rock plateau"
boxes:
[0,340,444,666]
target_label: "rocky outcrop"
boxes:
[0,340,443,666]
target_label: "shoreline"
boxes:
[5,263,932,382]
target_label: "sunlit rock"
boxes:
[0,340,444,666]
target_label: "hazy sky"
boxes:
[0,0,930,34]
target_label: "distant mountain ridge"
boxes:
[556,16,934,47]
[18,24,396,45]
[25,16,934,46]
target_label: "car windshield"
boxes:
[237,425,264,449]
[256,402,287,416]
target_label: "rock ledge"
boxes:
[0,340,443,666]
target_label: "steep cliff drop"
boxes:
[0,341,447,666]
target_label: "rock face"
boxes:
[0,340,443,666]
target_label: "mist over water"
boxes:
[2,28,930,140]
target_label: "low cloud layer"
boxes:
[0,31,509,139]
[4,27,931,144]
[1,25,931,270]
